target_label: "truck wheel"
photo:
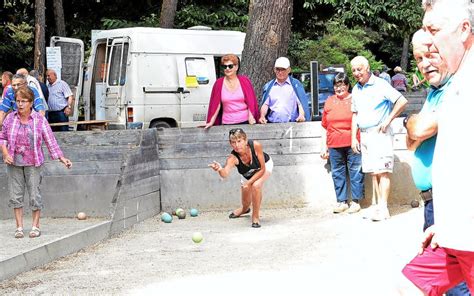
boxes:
[149,121,171,129]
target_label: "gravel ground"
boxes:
[0,205,425,295]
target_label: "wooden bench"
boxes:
[49,120,112,131]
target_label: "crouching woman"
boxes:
[209,128,272,228]
[0,87,72,239]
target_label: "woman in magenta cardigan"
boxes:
[204,54,259,128]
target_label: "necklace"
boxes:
[224,77,239,91]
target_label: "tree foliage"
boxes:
[303,0,423,67]
[0,0,426,76]
[304,0,422,34]
[289,21,382,82]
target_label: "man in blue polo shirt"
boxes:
[0,74,46,128]
[350,56,407,221]
[404,29,469,296]
[258,57,310,124]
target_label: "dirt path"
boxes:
[0,206,424,295]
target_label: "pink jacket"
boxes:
[206,75,259,125]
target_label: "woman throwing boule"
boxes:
[209,128,272,228]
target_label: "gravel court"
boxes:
[0,206,425,295]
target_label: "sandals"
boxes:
[14,228,24,239]
[251,222,261,228]
[29,226,41,238]
[229,208,251,219]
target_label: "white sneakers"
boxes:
[347,202,361,214]
[333,201,361,214]
[333,202,349,213]
[370,206,390,221]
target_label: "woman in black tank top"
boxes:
[209,128,272,228]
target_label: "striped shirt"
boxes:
[0,110,64,167]
[0,86,46,113]
[47,79,73,111]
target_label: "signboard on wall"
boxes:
[46,46,62,80]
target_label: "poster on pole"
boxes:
[46,47,62,80]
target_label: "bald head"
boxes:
[16,68,29,76]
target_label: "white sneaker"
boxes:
[333,202,349,213]
[347,202,361,214]
[371,206,390,221]
[362,205,377,219]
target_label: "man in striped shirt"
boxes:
[0,74,46,128]
[46,69,74,132]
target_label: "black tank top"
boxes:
[231,140,270,180]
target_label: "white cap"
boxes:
[274,57,290,69]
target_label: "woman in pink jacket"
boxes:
[204,54,259,128]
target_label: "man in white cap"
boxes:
[259,57,310,123]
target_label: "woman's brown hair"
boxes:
[15,87,35,103]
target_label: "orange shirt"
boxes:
[321,94,359,148]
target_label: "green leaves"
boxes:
[175,2,248,31]
[289,21,382,84]
[5,21,33,44]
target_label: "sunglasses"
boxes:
[221,64,235,70]
[229,128,244,135]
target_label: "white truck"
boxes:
[50,26,245,129]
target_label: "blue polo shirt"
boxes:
[0,85,45,113]
[351,74,402,129]
[411,80,450,190]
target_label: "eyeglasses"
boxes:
[229,128,244,136]
[221,64,235,70]
[12,82,26,88]
[15,100,30,105]
[334,84,347,90]
[275,68,287,72]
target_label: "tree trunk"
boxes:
[159,0,178,28]
[53,0,66,36]
[400,35,409,72]
[34,0,46,77]
[248,0,255,16]
[240,0,293,97]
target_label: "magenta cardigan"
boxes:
[206,75,259,126]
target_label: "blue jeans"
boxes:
[328,147,364,202]
[424,200,470,295]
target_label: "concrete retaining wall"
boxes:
[0,119,419,222]
[0,130,162,226]
[158,118,419,212]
